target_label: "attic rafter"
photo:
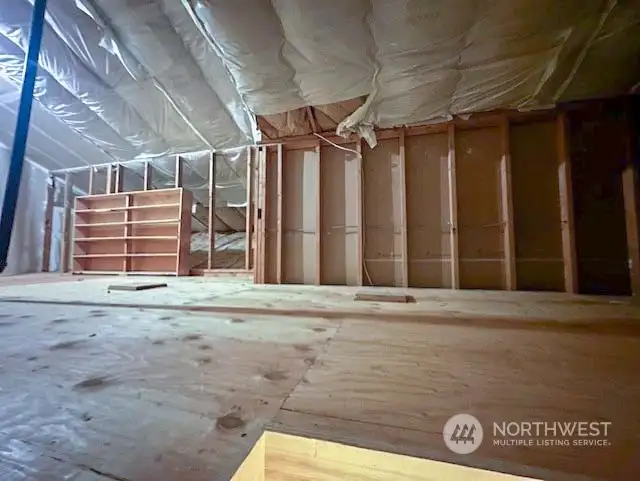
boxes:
[306,106,319,133]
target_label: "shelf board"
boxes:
[75,236,178,242]
[75,203,180,214]
[75,188,182,201]
[74,253,176,258]
[75,219,179,228]
[72,271,178,276]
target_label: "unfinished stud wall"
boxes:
[363,138,404,287]
[569,104,631,295]
[511,121,565,291]
[264,147,279,284]
[405,132,451,288]
[321,143,360,285]
[256,99,639,295]
[280,146,319,284]
[456,126,505,290]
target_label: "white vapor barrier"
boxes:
[193,0,374,116]
[0,36,138,160]
[63,147,248,230]
[0,78,114,171]
[192,0,640,131]
[0,150,48,275]
[0,0,254,164]
[1,0,639,170]
[123,147,248,209]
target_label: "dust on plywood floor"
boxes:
[1,277,639,480]
[0,297,337,481]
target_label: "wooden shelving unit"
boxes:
[72,188,192,275]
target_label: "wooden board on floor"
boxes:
[107,282,168,291]
[232,431,539,481]
[354,292,413,303]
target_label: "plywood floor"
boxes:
[0,276,638,480]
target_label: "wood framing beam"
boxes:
[253,147,261,282]
[61,173,73,273]
[143,161,152,190]
[261,109,557,149]
[105,164,114,194]
[622,107,640,297]
[354,292,413,303]
[114,164,124,193]
[175,155,183,188]
[356,139,363,286]
[557,111,578,294]
[447,123,460,288]
[315,142,322,285]
[500,116,516,290]
[257,147,267,283]
[41,175,55,272]
[399,128,409,287]
[276,143,284,283]
[88,167,95,195]
[123,194,131,272]
[623,164,640,297]
[207,152,216,270]
[306,106,319,134]
[245,146,253,270]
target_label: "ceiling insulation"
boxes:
[0,0,638,168]
[195,0,640,133]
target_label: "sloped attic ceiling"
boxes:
[0,0,638,168]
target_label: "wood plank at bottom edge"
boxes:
[268,410,564,481]
[354,292,413,303]
[107,282,168,291]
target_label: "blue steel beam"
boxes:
[0,0,48,272]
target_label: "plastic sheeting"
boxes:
[193,0,640,131]
[0,0,254,163]
[191,231,245,269]
[0,78,114,171]
[0,149,48,275]
[0,0,638,165]
[119,147,248,210]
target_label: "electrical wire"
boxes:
[313,133,362,159]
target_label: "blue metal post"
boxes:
[0,0,48,272]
